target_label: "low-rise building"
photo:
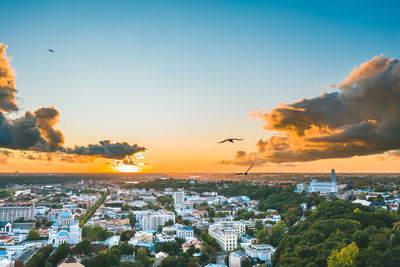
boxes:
[176,226,194,238]
[245,244,275,267]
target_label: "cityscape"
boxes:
[0,171,399,267]
[1,1,400,267]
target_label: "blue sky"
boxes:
[1,0,400,172]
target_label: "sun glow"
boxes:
[109,151,148,173]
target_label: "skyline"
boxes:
[1,0,400,173]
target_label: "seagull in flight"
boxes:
[48,49,55,53]
[218,138,243,144]
[235,162,254,176]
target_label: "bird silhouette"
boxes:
[218,138,243,144]
[235,162,254,176]
[48,49,55,53]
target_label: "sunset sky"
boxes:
[1,0,400,173]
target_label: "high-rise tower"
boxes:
[331,169,336,184]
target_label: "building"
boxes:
[48,209,66,222]
[173,192,185,205]
[296,169,338,194]
[0,236,14,246]
[141,212,175,231]
[217,221,246,237]
[245,244,275,267]
[229,250,246,267]
[209,225,238,251]
[308,169,337,193]
[0,222,12,234]
[155,252,169,266]
[14,248,38,267]
[176,226,194,238]
[49,211,82,246]
[0,203,35,222]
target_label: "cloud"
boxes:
[0,43,145,162]
[0,149,13,164]
[224,55,400,164]
[60,155,94,163]
[0,44,18,112]
[64,140,145,160]
[218,150,268,166]
[21,152,52,161]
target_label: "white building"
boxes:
[176,226,194,238]
[141,212,175,231]
[173,192,185,205]
[155,252,169,266]
[297,169,338,194]
[308,169,337,193]
[49,211,82,247]
[218,221,246,237]
[229,250,246,267]
[245,244,275,267]
[209,225,238,251]
[104,235,120,248]
[0,203,35,222]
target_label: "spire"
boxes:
[331,169,336,184]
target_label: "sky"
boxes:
[1,0,400,173]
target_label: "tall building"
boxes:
[0,202,35,222]
[173,191,185,205]
[141,212,175,231]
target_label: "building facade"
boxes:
[49,211,82,247]
[173,192,185,205]
[0,203,35,222]
[176,226,194,238]
[141,212,175,231]
[209,225,238,251]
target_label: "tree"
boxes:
[120,242,135,255]
[25,245,53,267]
[46,243,70,267]
[136,248,148,267]
[120,230,135,242]
[256,228,267,244]
[208,208,215,218]
[106,247,121,266]
[27,228,40,240]
[120,263,144,267]
[164,219,174,226]
[75,239,92,255]
[255,219,264,231]
[128,212,136,227]
[267,221,286,247]
[327,242,359,267]
[283,206,302,226]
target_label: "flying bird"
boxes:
[48,49,55,53]
[235,162,254,176]
[218,138,243,144]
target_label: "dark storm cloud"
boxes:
[224,55,400,164]
[0,108,63,152]
[65,140,145,159]
[0,43,146,162]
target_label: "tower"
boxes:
[331,169,336,184]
